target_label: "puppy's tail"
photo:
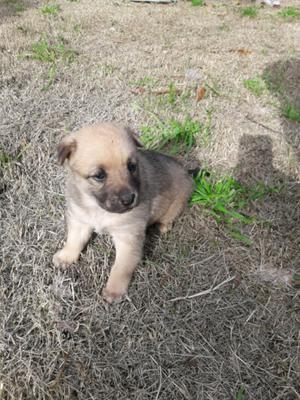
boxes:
[188,167,210,178]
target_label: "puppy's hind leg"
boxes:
[158,200,187,234]
[53,216,92,268]
[102,231,145,303]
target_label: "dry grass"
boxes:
[0,1,299,399]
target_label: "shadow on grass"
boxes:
[0,0,36,20]
[263,58,300,159]
[235,134,300,281]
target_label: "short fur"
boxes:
[53,123,193,302]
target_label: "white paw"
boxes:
[102,284,128,304]
[159,223,172,234]
[52,248,78,269]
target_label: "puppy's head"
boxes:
[57,123,142,213]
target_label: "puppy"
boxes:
[53,123,193,303]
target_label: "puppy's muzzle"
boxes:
[102,189,139,213]
[120,191,136,207]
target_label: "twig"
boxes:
[205,83,221,96]
[133,104,165,125]
[245,114,281,134]
[169,275,235,302]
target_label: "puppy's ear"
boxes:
[125,127,143,148]
[57,136,76,166]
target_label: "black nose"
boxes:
[120,192,136,206]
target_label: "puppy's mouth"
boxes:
[103,203,138,214]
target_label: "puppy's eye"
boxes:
[127,161,137,173]
[92,169,106,182]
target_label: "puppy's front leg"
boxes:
[53,215,92,268]
[102,232,145,303]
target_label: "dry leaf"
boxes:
[131,87,146,95]
[196,86,206,101]
[229,48,252,56]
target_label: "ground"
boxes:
[0,0,299,399]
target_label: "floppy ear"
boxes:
[125,127,144,148]
[57,136,76,166]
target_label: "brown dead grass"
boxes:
[0,1,299,399]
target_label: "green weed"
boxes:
[28,37,77,64]
[235,387,246,400]
[0,151,13,169]
[201,108,213,146]
[98,63,117,77]
[190,172,252,223]
[191,0,205,6]
[244,77,266,96]
[133,76,155,87]
[190,171,280,244]
[278,7,300,19]
[218,23,230,32]
[42,64,57,91]
[24,36,77,90]
[282,104,300,122]
[73,24,83,33]
[40,4,61,15]
[167,82,178,105]
[0,144,29,170]
[14,2,24,12]
[141,117,201,154]
[241,6,258,18]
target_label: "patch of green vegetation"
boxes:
[42,64,57,91]
[218,23,230,32]
[133,76,155,87]
[98,63,117,77]
[14,2,24,12]
[205,78,222,97]
[244,76,266,97]
[191,0,205,6]
[24,36,77,90]
[278,7,300,19]
[190,172,252,223]
[28,37,77,64]
[282,104,300,122]
[141,117,201,154]
[0,143,29,170]
[241,6,258,18]
[41,4,61,15]
[190,171,281,245]
[3,0,25,13]
[201,108,213,146]
[0,150,13,169]
[235,387,245,400]
[73,24,83,32]
[167,82,177,105]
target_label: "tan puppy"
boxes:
[53,123,193,303]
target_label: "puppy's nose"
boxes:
[120,192,136,206]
